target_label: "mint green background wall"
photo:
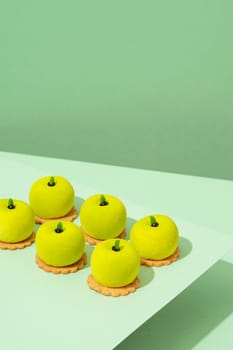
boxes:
[1,1,233,180]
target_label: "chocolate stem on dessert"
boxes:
[99,194,108,206]
[112,239,121,252]
[48,176,55,187]
[7,198,16,209]
[55,222,63,233]
[150,215,159,227]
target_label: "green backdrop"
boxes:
[1,0,233,180]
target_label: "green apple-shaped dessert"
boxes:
[35,221,86,273]
[0,198,35,249]
[80,194,127,243]
[88,239,140,295]
[29,175,77,222]
[130,214,180,265]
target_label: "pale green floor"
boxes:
[115,260,233,349]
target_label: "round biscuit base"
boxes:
[0,232,35,250]
[36,252,87,274]
[87,274,140,296]
[35,207,78,224]
[81,228,126,245]
[141,247,180,267]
